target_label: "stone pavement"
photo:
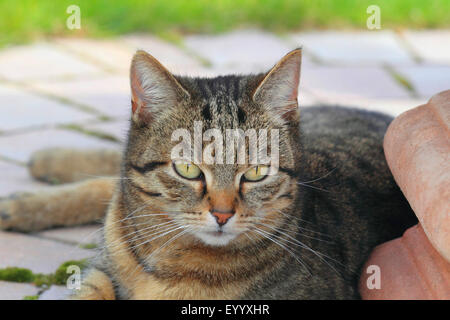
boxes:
[0,29,449,300]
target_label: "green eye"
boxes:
[174,162,202,179]
[243,165,269,182]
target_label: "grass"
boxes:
[1,0,449,47]
[60,123,121,143]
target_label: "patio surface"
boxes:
[0,29,449,299]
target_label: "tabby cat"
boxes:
[0,49,416,299]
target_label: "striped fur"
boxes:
[0,49,416,299]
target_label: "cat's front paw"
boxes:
[0,192,34,231]
[0,197,15,230]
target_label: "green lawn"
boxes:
[1,0,449,47]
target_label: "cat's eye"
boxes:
[243,165,269,182]
[174,162,202,180]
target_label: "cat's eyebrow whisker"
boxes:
[250,227,312,276]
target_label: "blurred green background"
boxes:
[1,0,449,47]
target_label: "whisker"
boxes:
[99,222,181,253]
[296,182,330,193]
[298,167,338,184]
[255,223,343,275]
[251,227,311,276]
[253,220,332,243]
[253,214,331,238]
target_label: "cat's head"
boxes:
[123,49,302,247]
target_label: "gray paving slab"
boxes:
[29,75,131,118]
[55,38,136,73]
[184,30,308,74]
[0,231,94,274]
[0,281,39,300]
[394,65,450,98]
[0,128,120,163]
[302,66,411,100]
[0,43,102,81]
[122,34,203,76]
[39,285,71,300]
[0,83,94,132]
[0,161,50,196]
[402,30,450,65]
[36,225,102,246]
[289,31,415,66]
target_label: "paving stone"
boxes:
[55,38,136,73]
[0,43,101,81]
[394,65,450,98]
[0,161,50,196]
[82,119,130,143]
[122,34,203,76]
[289,31,415,66]
[402,30,450,64]
[306,97,427,117]
[0,128,120,163]
[0,84,94,132]
[0,231,94,274]
[0,281,39,300]
[39,285,72,300]
[301,66,411,100]
[37,225,102,246]
[184,30,310,74]
[29,75,131,118]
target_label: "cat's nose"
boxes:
[211,210,234,226]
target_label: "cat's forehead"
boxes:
[177,74,265,129]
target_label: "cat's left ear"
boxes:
[253,48,302,122]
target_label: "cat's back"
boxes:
[282,106,417,299]
[300,105,416,240]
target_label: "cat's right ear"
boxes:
[130,50,190,123]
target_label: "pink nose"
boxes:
[211,212,234,226]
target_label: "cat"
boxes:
[0,49,417,299]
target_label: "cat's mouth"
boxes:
[197,229,238,246]
[205,230,225,237]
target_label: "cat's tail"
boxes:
[0,148,121,232]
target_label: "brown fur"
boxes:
[0,49,416,299]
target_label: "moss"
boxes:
[0,267,34,283]
[385,66,416,95]
[53,259,88,285]
[33,273,55,287]
[79,243,98,249]
[60,124,120,143]
[0,259,88,287]
[23,295,39,300]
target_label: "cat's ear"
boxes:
[130,50,189,123]
[253,48,302,122]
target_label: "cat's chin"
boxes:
[196,231,238,247]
